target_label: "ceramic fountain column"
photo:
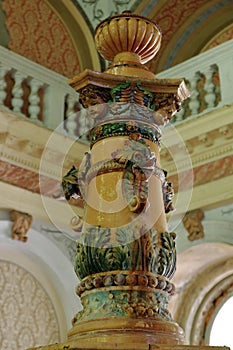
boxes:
[65,12,187,347]
[28,11,229,350]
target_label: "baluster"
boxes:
[211,64,221,106]
[0,64,9,105]
[65,113,78,138]
[77,108,93,141]
[66,110,93,140]
[66,93,77,119]
[189,71,201,116]
[174,105,185,122]
[11,71,24,113]
[173,78,190,122]
[65,94,78,137]
[204,64,217,109]
[28,78,43,122]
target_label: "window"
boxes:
[209,296,233,348]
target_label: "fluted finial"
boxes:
[95,11,162,65]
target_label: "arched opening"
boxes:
[169,242,233,345]
[209,296,233,348]
[0,218,82,349]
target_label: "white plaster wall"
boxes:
[0,219,82,343]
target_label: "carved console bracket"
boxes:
[10,210,33,242]
[182,209,205,241]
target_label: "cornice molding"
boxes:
[0,181,83,230]
[161,104,233,174]
[1,104,233,220]
[2,104,232,180]
[0,109,88,179]
[171,174,233,216]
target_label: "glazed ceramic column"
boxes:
[28,11,230,350]
[64,12,189,347]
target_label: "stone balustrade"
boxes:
[0,45,79,133]
[157,39,233,124]
[0,40,233,136]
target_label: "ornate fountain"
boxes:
[29,11,228,350]
[65,12,187,346]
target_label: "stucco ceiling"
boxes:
[0,0,232,76]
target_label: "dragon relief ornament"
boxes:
[62,132,175,216]
[111,132,156,214]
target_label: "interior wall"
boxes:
[0,219,81,349]
[170,242,233,345]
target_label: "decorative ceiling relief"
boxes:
[153,0,205,44]
[0,261,60,350]
[76,0,138,29]
[2,0,80,77]
[147,0,206,71]
[201,24,233,51]
[145,0,233,72]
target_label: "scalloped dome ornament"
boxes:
[95,11,162,77]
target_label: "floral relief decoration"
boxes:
[2,0,80,77]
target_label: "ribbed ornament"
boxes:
[95,11,162,64]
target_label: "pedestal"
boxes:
[28,342,229,350]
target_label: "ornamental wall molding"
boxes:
[0,181,83,230]
[182,209,205,241]
[175,220,233,253]
[192,274,233,345]
[161,104,233,174]
[1,105,233,181]
[0,109,87,180]
[195,174,233,209]
[162,129,233,174]
[170,242,233,345]
[1,104,233,222]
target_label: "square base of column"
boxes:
[28,341,229,350]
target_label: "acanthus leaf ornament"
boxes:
[59,9,190,349]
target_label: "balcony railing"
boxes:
[0,46,79,133]
[0,40,233,136]
[157,39,233,124]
